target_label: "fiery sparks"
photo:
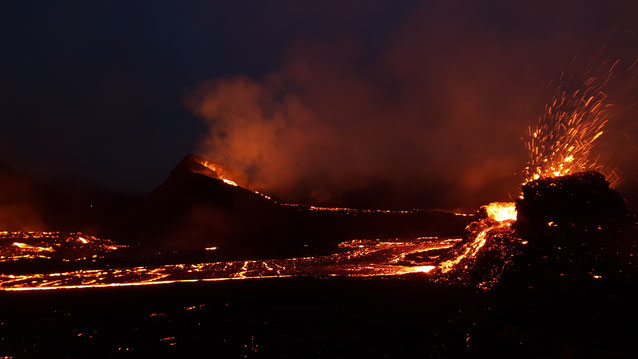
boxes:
[523,67,618,186]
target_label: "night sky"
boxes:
[2,1,638,207]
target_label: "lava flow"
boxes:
[439,202,517,275]
[0,236,460,291]
[0,201,516,291]
[0,231,124,263]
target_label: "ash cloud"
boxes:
[187,1,638,209]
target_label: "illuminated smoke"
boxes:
[186,10,570,208]
[186,1,638,209]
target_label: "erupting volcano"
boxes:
[6,2,638,357]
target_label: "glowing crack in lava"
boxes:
[0,231,124,262]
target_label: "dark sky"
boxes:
[1,1,638,206]
[0,1,426,192]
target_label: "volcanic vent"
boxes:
[513,171,635,281]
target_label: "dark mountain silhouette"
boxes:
[1,155,473,259]
[119,154,472,258]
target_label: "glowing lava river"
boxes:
[0,203,517,291]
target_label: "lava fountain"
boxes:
[523,64,619,186]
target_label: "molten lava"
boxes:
[0,236,458,291]
[484,202,517,222]
[0,201,521,291]
[438,202,517,277]
[196,159,240,187]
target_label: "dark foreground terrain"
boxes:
[1,167,637,358]
[0,275,637,358]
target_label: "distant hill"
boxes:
[118,154,472,259]
[1,156,473,259]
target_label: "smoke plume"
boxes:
[187,2,638,209]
